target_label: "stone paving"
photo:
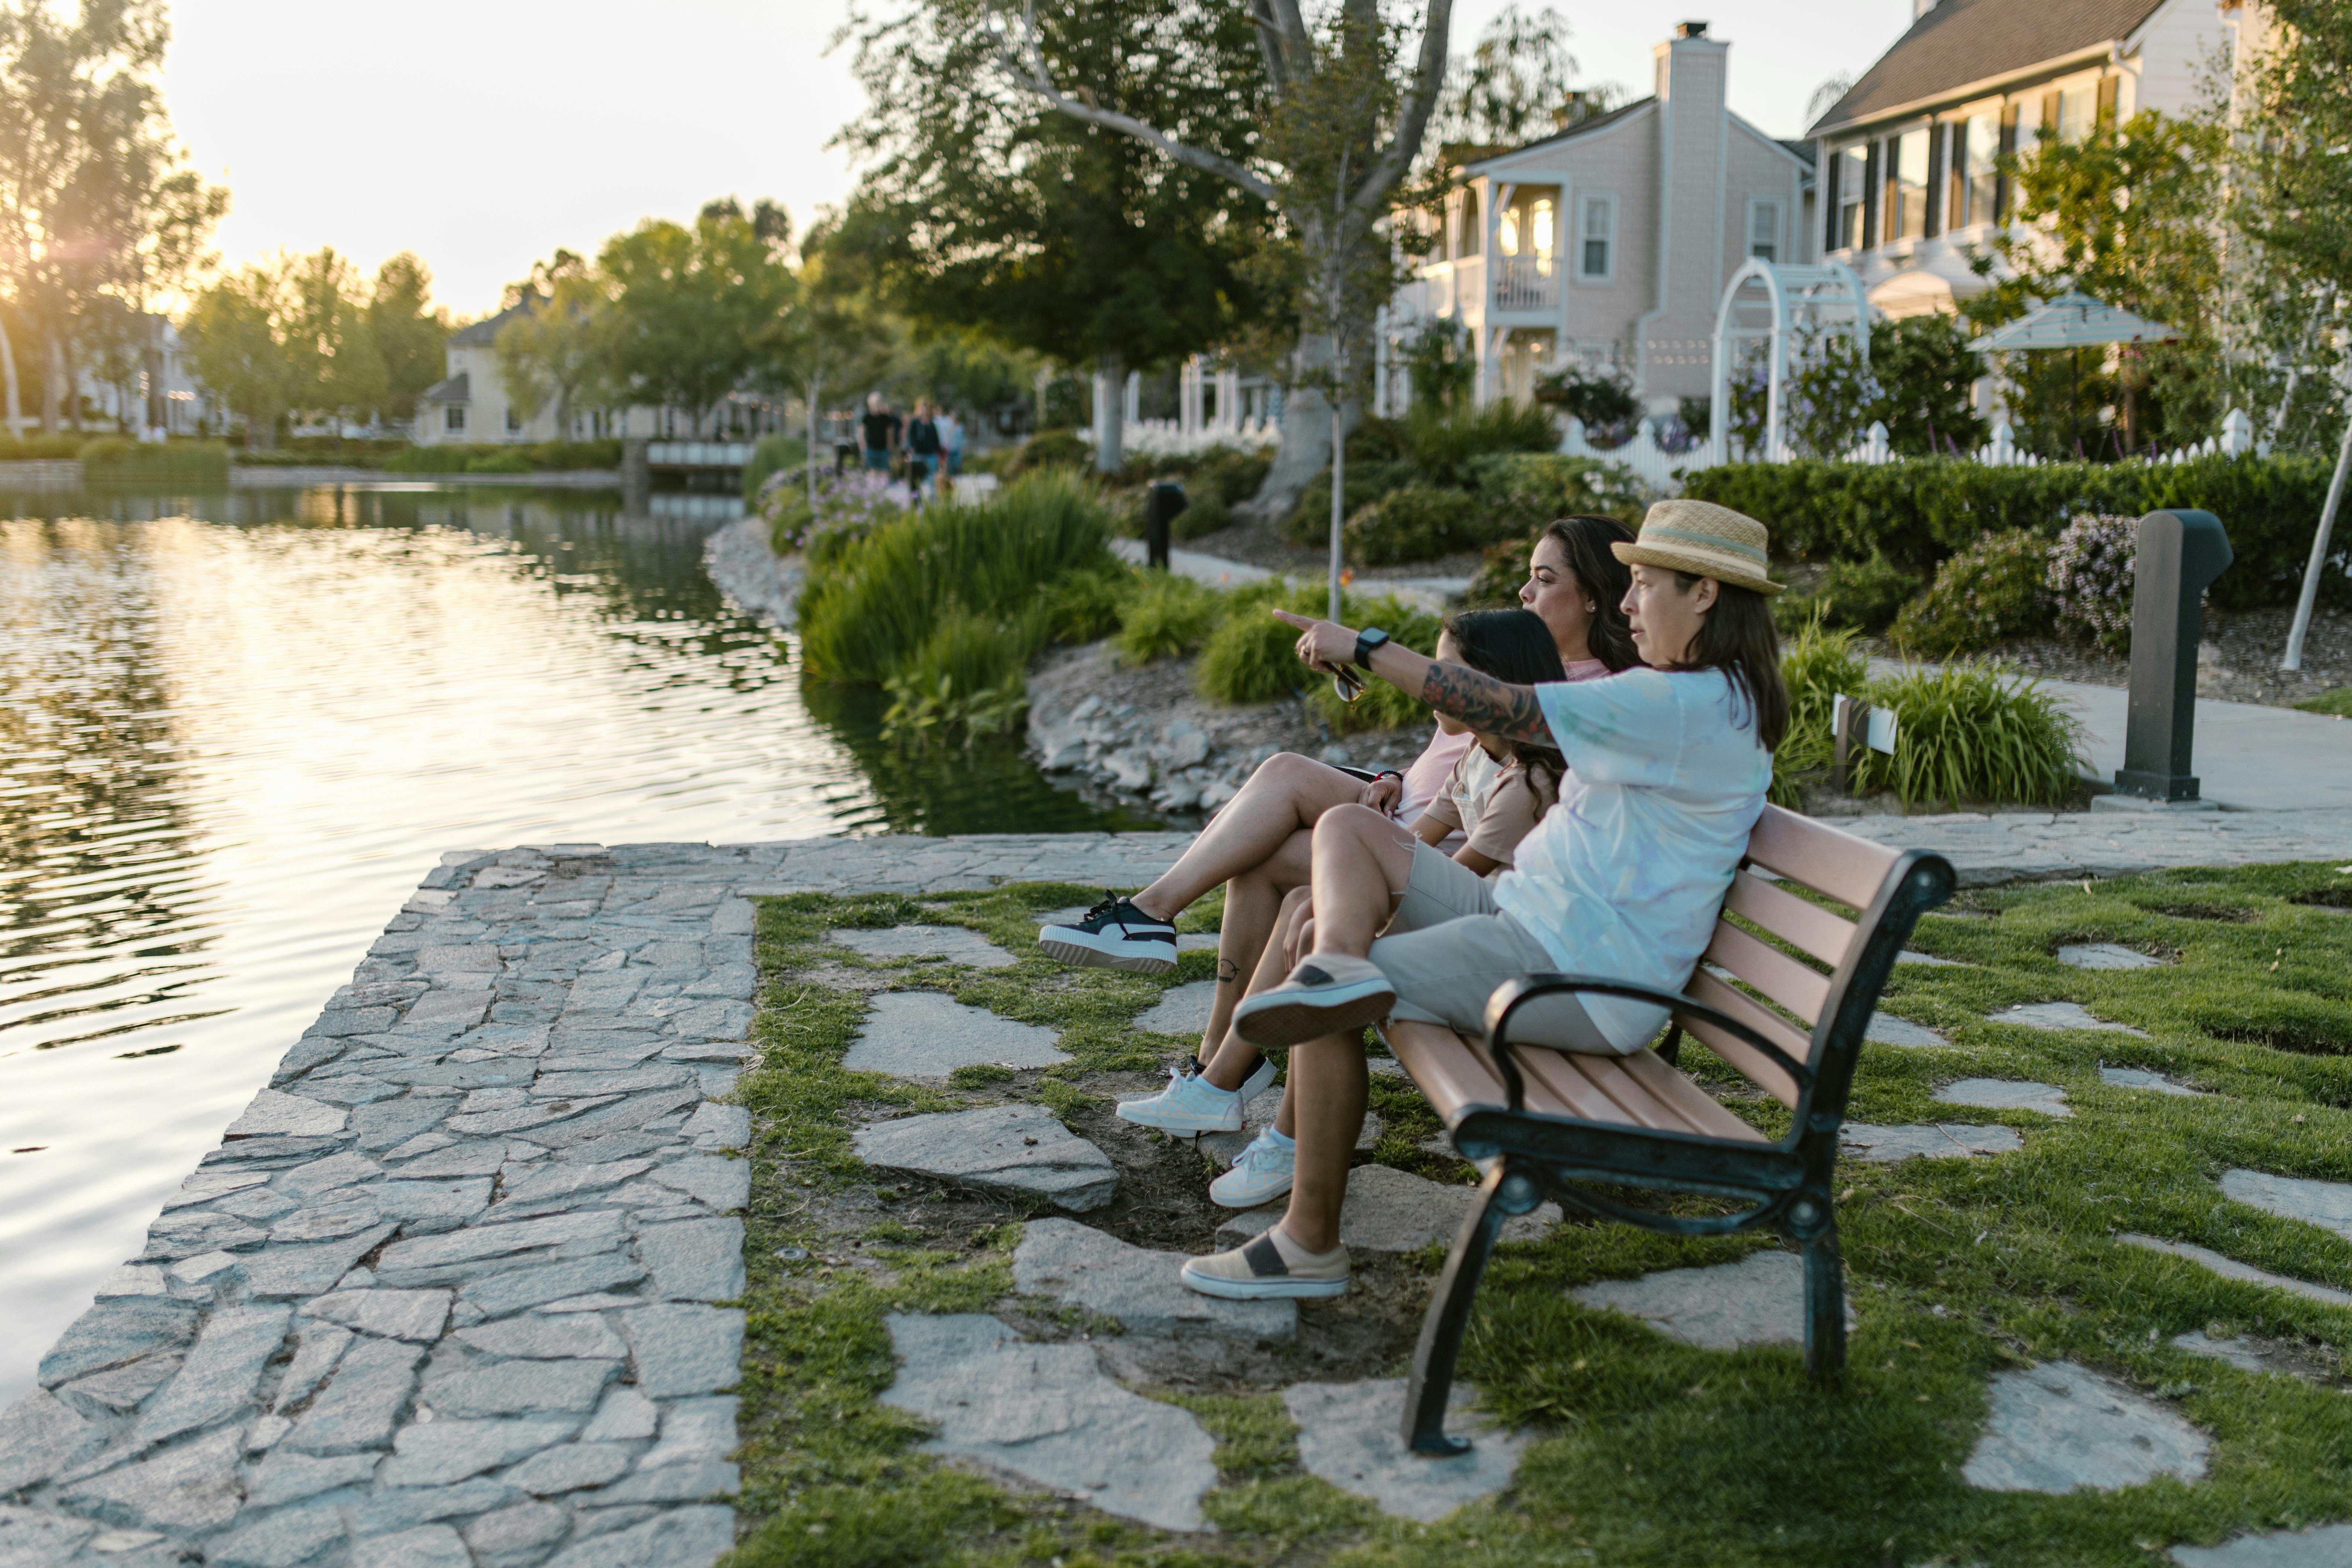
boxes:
[15,826,2352,1562]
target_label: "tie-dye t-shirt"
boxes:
[1488,667,1769,1052]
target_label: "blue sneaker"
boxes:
[1210,1128,1295,1208]
[1115,1055,1277,1133]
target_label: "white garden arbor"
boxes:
[1709,259,1872,462]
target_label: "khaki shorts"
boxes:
[1370,844,1618,1054]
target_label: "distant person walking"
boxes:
[937,407,965,476]
[905,399,943,501]
[860,393,901,474]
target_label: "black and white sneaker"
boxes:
[1038,891,1178,974]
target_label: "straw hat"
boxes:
[1610,499,1784,596]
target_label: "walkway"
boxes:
[1108,539,1471,614]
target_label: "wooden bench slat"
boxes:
[1744,804,1899,913]
[1518,1047,1674,1129]
[1724,869,1858,970]
[1681,971,1810,1108]
[1704,919,1832,1028]
[1614,1049,1769,1143]
[1390,1021,1620,1128]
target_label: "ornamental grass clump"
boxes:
[797,472,1116,741]
[1192,580,1440,730]
[1853,660,2087,807]
[2047,512,2139,653]
[1769,614,1868,807]
[761,465,910,560]
[1111,572,1222,665]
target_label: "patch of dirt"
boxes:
[2140,902,2263,923]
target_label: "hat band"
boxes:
[1637,524,1768,566]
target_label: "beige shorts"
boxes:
[1370,844,1617,1054]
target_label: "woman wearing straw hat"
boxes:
[1178,499,1790,1301]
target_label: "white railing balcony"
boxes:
[1492,256,1558,312]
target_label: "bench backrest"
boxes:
[1673,805,1949,1117]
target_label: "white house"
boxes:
[1807,0,2233,319]
[1388,22,1817,417]
[416,298,787,447]
[72,316,222,438]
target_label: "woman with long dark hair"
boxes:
[1181,500,1790,1301]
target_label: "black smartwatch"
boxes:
[1353,627,1391,669]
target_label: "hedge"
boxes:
[1680,454,2346,611]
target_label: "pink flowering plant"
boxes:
[2046,513,2138,653]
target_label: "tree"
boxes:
[1969,109,2224,455]
[1431,4,1600,148]
[991,0,1454,551]
[596,202,797,436]
[284,247,386,428]
[838,0,1272,473]
[180,259,293,446]
[755,218,888,525]
[368,253,451,422]
[495,251,608,437]
[0,0,224,434]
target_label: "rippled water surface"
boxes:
[0,483,1150,1400]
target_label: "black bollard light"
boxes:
[2112,509,2232,805]
[1145,481,1188,571]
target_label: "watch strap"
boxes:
[1353,628,1391,670]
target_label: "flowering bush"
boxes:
[759,465,910,560]
[2047,513,2138,653]
[1890,529,2053,657]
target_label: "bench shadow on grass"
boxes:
[722,866,2352,1568]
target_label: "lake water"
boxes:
[0,481,1154,1402]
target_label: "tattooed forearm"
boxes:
[1418,660,1550,742]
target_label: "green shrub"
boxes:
[1851,661,2086,807]
[1194,446,1270,506]
[375,440,622,475]
[797,469,1114,687]
[1013,430,1092,474]
[1039,559,1131,645]
[75,440,231,482]
[1465,451,1647,526]
[879,608,1035,742]
[1285,459,1419,545]
[1342,484,1481,564]
[764,466,907,560]
[1173,487,1229,538]
[1890,529,2052,657]
[742,433,809,503]
[1774,549,1923,635]
[1113,572,1222,665]
[1403,398,1560,486]
[2295,687,2352,717]
[1680,452,2344,609]
[1345,416,1413,463]
[465,448,534,474]
[2046,513,2137,653]
[1192,579,1440,730]
[0,433,95,460]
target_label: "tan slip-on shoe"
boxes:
[1231,954,1395,1049]
[1180,1228,1350,1300]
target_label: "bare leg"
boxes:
[1130,753,1363,921]
[1196,832,1314,1080]
[1279,1031,1368,1252]
[1200,886,1320,1134]
[1305,805,1420,957]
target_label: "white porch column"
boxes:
[1180,356,1204,437]
[1090,372,1110,437]
[1123,371,1140,426]
[1216,368,1241,433]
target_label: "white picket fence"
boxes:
[1839,407,2258,469]
[1076,417,1281,458]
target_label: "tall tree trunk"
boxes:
[144,315,167,437]
[41,324,63,434]
[1095,352,1125,473]
[805,370,823,526]
[63,333,81,432]
[0,313,20,440]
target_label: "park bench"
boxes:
[1382,804,1956,1454]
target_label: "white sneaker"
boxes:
[1210,1129,1295,1208]
[1113,1053,1279,1134]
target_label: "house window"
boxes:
[1748,199,1781,263]
[2057,86,2096,143]
[1498,205,1521,257]
[1577,194,1615,281]
[1836,145,1868,249]
[1888,129,1929,239]
[1962,112,1999,225]
[444,404,467,433]
[1455,188,1481,258]
[504,406,523,434]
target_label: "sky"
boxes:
[160,0,1915,321]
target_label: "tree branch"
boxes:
[993,0,1279,205]
[1351,0,1453,219]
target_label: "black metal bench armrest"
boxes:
[1481,973,1816,1114]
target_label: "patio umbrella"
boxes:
[1966,290,2179,352]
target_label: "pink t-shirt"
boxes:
[1397,655,1609,850]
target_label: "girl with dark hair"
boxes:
[1180,500,1789,1301]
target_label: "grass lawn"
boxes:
[723,863,2352,1568]
[2293,688,2352,720]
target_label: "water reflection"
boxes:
[0,482,1150,1400]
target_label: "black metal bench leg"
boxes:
[1402,1164,1509,1455]
[1802,1221,1847,1382]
